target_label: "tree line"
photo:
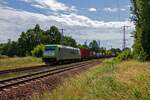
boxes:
[0,24,77,56]
[131,0,150,60]
[0,24,121,57]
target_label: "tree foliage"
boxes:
[78,41,89,49]
[0,24,77,57]
[0,39,18,57]
[110,48,121,56]
[89,40,99,52]
[63,36,77,47]
[117,48,133,61]
[31,44,45,57]
[131,0,150,60]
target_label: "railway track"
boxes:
[0,60,97,76]
[0,61,93,81]
[0,65,50,75]
[0,60,99,91]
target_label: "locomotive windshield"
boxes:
[43,46,56,57]
[45,46,56,51]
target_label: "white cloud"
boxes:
[104,7,118,12]
[88,8,97,12]
[21,0,77,12]
[32,4,45,9]
[120,8,126,11]
[104,7,127,12]
[126,5,131,8]
[0,6,134,48]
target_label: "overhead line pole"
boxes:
[122,25,130,50]
[59,29,65,45]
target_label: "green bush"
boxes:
[117,49,133,61]
[31,44,45,57]
[133,51,147,62]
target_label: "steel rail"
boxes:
[0,60,99,90]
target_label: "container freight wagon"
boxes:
[80,48,91,60]
[90,51,96,59]
[95,52,102,58]
[43,45,81,63]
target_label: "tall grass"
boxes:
[32,59,150,100]
[0,56,44,71]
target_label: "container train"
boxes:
[42,44,104,64]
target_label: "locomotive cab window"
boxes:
[45,46,56,51]
[43,46,56,57]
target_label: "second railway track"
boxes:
[0,59,100,91]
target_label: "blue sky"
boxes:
[60,0,131,21]
[0,0,134,49]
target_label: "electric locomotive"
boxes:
[43,44,81,63]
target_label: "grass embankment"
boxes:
[33,59,150,100]
[0,56,44,71]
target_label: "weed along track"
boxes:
[0,59,100,100]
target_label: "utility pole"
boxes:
[98,40,101,48]
[122,25,130,50]
[59,29,64,45]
